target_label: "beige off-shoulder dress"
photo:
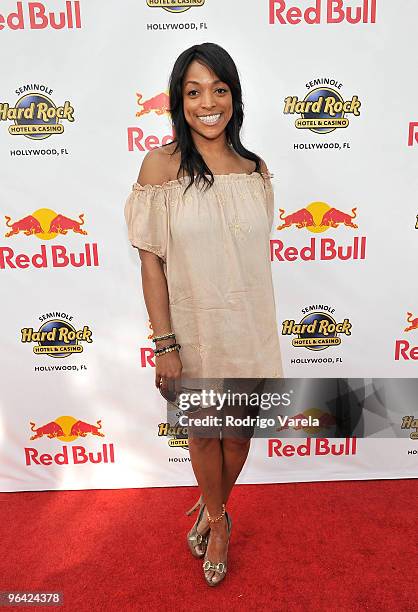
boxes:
[124,170,283,380]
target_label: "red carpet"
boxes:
[1,480,416,611]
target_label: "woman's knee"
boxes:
[222,436,251,452]
[188,436,220,451]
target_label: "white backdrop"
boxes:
[0,0,417,492]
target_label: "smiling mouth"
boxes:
[197,113,222,125]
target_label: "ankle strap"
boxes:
[206,504,226,523]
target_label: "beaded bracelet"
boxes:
[154,343,181,357]
[152,332,176,343]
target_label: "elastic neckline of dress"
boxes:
[133,170,273,191]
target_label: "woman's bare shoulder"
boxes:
[136,143,180,186]
[258,158,269,174]
[234,152,268,174]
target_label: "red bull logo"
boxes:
[136,92,170,117]
[404,312,418,333]
[395,311,418,362]
[1,208,99,270]
[271,200,366,263]
[277,201,358,231]
[0,2,82,31]
[5,209,86,238]
[268,437,357,457]
[26,415,114,466]
[30,416,104,440]
[276,408,336,433]
[128,89,175,152]
[21,316,93,357]
[146,0,205,13]
[269,0,377,25]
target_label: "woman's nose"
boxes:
[200,91,216,109]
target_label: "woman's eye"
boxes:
[186,88,228,97]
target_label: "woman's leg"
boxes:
[186,379,264,584]
[221,437,252,503]
[188,435,230,584]
[187,436,224,513]
[219,379,265,505]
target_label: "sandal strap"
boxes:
[188,531,208,545]
[188,503,209,550]
[203,559,226,574]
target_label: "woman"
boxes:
[124,42,283,586]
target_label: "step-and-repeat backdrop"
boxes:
[1,1,417,492]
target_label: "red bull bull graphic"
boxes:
[269,0,377,25]
[404,312,418,333]
[0,84,74,140]
[30,420,64,440]
[277,202,358,230]
[128,89,175,152]
[30,416,104,440]
[0,2,82,30]
[26,415,114,466]
[5,210,87,237]
[395,312,418,362]
[268,437,357,457]
[21,314,93,357]
[271,200,366,263]
[1,208,99,270]
[282,305,351,360]
[276,408,336,434]
[136,92,170,117]
[146,0,205,13]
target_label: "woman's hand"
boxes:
[154,339,183,393]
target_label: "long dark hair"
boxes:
[166,42,264,194]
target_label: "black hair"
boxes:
[166,42,264,194]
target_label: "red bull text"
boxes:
[1,243,99,269]
[268,437,357,457]
[269,0,377,25]
[271,236,366,262]
[25,444,115,465]
[0,2,82,30]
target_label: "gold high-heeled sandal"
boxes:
[186,494,209,558]
[202,506,232,587]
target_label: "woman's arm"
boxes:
[136,150,183,391]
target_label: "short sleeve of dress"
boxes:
[263,172,275,231]
[124,183,168,263]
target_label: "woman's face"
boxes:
[182,60,233,142]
